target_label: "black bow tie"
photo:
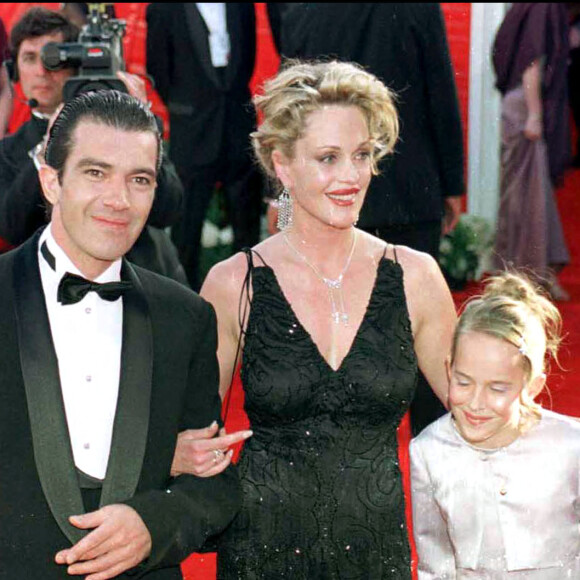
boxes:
[57,272,133,305]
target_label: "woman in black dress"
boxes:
[173,60,456,578]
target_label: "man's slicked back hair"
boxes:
[45,90,163,181]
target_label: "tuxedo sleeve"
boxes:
[123,301,241,570]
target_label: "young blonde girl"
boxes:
[411,272,580,579]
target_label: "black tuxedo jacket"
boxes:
[281,3,465,227]
[0,232,240,579]
[146,3,256,174]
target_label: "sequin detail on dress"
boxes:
[217,252,417,579]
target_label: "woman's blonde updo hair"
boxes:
[251,59,399,180]
[451,272,562,427]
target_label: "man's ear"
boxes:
[38,165,61,207]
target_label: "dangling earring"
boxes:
[277,186,293,231]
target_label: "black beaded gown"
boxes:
[217,249,417,579]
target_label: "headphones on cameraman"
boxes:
[5,60,17,83]
[5,53,39,108]
[4,51,18,83]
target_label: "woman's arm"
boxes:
[171,254,253,477]
[402,249,457,406]
[200,255,250,398]
[522,59,543,141]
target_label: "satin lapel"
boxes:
[183,3,222,89]
[223,4,243,90]
[100,261,152,507]
[13,235,86,545]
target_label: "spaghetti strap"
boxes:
[245,247,269,268]
[242,247,255,270]
[223,248,255,423]
[382,243,398,263]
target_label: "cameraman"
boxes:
[0,7,187,285]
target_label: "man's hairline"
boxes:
[56,117,162,179]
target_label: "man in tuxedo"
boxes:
[146,3,262,290]
[0,7,187,285]
[0,90,240,579]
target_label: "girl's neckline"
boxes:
[448,412,539,454]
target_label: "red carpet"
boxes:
[548,168,580,415]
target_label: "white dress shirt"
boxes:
[38,226,123,480]
[196,3,230,67]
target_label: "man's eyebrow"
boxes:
[76,158,113,170]
[76,158,157,177]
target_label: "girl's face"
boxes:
[447,332,543,449]
[272,105,373,230]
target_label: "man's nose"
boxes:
[103,179,131,210]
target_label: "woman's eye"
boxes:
[319,154,336,164]
[356,150,371,160]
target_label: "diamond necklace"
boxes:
[283,230,357,326]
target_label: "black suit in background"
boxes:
[0,231,240,579]
[146,3,262,290]
[0,114,189,285]
[278,3,465,434]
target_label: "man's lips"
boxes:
[93,216,130,228]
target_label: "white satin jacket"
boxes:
[410,410,580,579]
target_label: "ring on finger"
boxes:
[212,449,224,464]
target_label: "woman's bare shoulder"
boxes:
[390,244,442,286]
[200,236,282,303]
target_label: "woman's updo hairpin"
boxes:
[518,337,528,357]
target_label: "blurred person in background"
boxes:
[146,3,262,291]
[493,3,571,301]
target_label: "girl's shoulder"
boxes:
[535,409,580,439]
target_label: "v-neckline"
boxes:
[256,256,392,374]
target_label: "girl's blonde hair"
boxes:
[451,272,562,427]
[251,59,399,180]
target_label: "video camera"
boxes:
[40,3,127,101]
